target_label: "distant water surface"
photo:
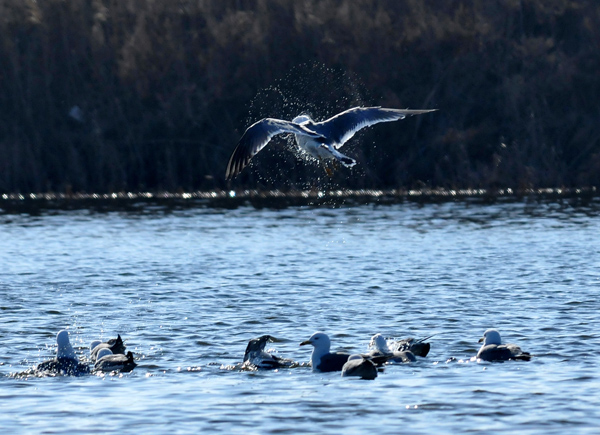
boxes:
[1,200,599,434]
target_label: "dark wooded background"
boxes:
[1,0,598,193]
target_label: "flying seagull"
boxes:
[225,106,436,179]
[476,329,531,362]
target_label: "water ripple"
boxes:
[1,202,599,433]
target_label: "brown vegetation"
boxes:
[0,0,598,193]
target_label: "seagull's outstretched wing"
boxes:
[226,118,322,180]
[313,106,437,149]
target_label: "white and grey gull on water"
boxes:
[300,332,396,372]
[90,334,126,362]
[300,332,352,372]
[386,334,432,358]
[225,106,437,179]
[35,330,90,376]
[93,348,137,373]
[476,329,531,362]
[341,355,378,380]
[367,333,416,363]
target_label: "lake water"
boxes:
[1,198,599,434]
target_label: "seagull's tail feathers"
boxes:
[513,352,532,361]
[410,342,431,357]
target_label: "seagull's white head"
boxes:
[96,348,113,360]
[56,330,77,359]
[479,329,502,346]
[90,340,102,352]
[369,333,389,352]
[300,332,333,369]
[347,354,364,363]
[300,332,331,352]
[292,114,311,124]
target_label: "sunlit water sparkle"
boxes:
[1,201,599,434]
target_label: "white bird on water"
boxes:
[300,332,351,372]
[368,333,416,363]
[225,106,436,180]
[476,329,531,362]
[35,330,90,376]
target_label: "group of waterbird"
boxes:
[33,330,136,376]
[27,105,536,381]
[30,327,529,379]
[224,105,532,379]
[243,329,530,380]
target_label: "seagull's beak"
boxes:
[478,337,484,343]
[299,340,312,346]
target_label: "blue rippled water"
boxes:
[1,200,599,434]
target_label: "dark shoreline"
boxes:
[1,187,597,215]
